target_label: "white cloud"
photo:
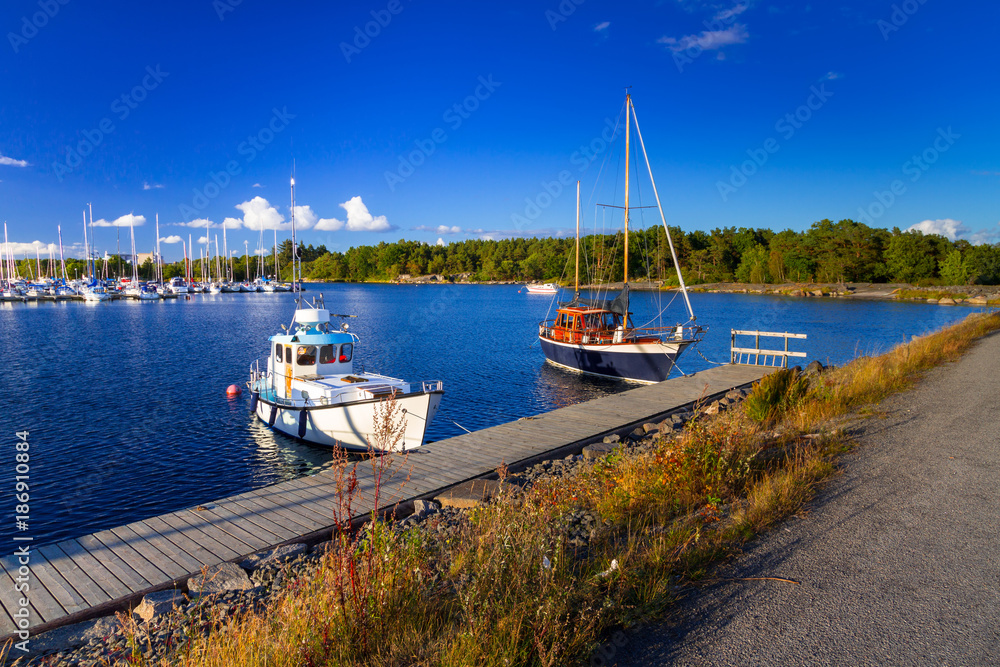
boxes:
[236,197,287,231]
[180,218,214,228]
[475,228,573,241]
[197,236,209,244]
[659,23,749,52]
[91,213,147,227]
[908,218,967,240]
[314,216,344,232]
[143,182,165,190]
[159,235,182,244]
[222,217,243,229]
[820,71,843,81]
[292,205,317,230]
[252,183,263,188]
[414,225,462,235]
[436,237,445,246]
[713,3,749,22]
[0,154,29,167]
[341,196,394,232]
[594,21,610,31]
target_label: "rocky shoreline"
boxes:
[9,373,826,666]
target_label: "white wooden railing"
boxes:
[731,329,807,368]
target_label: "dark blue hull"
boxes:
[539,336,686,383]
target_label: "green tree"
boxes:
[939,249,969,285]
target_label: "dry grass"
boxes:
[139,312,1000,667]
[894,288,969,301]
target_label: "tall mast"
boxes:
[623,93,631,285]
[290,174,298,292]
[155,214,161,284]
[244,240,249,282]
[222,225,229,281]
[82,210,89,280]
[215,235,221,284]
[274,228,278,281]
[88,203,95,280]
[58,226,66,281]
[575,180,580,297]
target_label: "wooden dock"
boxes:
[0,364,770,639]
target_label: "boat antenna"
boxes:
[630,96,695,322]
[290,163,299,307]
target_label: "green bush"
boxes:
[744,368,809,424]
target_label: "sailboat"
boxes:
[248,176,444,451]
[538,93,703,384]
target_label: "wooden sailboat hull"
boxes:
[539,335,694,383]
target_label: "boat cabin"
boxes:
[542,306,632,345]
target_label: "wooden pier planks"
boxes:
[0,364,769,636]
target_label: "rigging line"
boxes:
[451,420,473,434]
[634,289,680,330]
[693,345,727,366]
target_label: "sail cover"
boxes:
[562,283,630,317]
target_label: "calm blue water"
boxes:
[0,285,983,548]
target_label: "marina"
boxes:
[0,362,770,640]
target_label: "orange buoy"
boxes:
[226,384,242,397]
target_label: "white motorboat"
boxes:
[524,283,559,294]
[81,284,109,302]
[247,175,443,452]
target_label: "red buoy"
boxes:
[226,384,242,397]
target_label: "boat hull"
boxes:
[538,336,692,383]
[254,390,444,452]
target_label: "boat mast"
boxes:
[623,93,631,285]
[222,224,230,281]
[244,240,249,282]
[290,173,298,295]
[58,226,67,281]
[630,99,696,322]
[155,214,161,284]
[274,228,279,282]
[575,180,580,298]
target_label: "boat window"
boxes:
[319,344,335,364]
[339,343,353,363]
[274,343,281,362]
[285,346,292,364]
[297,346,317,366]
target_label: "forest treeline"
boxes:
[26,219,1000,286]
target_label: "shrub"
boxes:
[744,368,809,424]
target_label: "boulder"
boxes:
[188,562,253,595]
[938,297,956,305]
[133,590,186,622]
[968,296,988,305]
[240,543,307,571]
[642,422,659,434]
[725,389,744,401]
[702,402,720,416]
[583,442,617,460]
[436,479,507,509]
[603,433,621,444]
[803,360,826,376]
[810,289,824,297]
[413,499,441,514]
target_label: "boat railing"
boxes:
[730,329,808,368]
[539,321,703,346]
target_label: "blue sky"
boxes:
[1,0,998,261]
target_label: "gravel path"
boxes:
[613,331,1000,666]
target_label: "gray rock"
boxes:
[240,543,307,571]
[632,426,646,437]
[435,479,508,508]
[13,615,124,658]
[642,423,659,434]
[133,590,186,622]
[726,389,744,401]
[603,434,621,444]
[583,442,617,460]
[803,360,826,376]
[312,540,337,555]
[188,562,253,595]
[413,498,441,514]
